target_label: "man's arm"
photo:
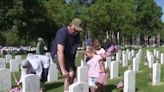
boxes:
[57,44,69,77]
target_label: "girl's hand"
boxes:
[16,81,20,86]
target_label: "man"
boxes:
[51,18,83,92]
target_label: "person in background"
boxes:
[84,46,107,92]
[51,18,83,92]
[17,54,50,92]
[84,38,92,46]
[102,38,119,58]
[36,37,46,55]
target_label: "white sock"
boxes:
[64,91,69,92]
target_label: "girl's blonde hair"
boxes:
[84,46,94,53]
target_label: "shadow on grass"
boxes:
[105,84,117,92]
[45,82,63,90]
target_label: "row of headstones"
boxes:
[0,46,36,55]
[0,68,40,92]
[147,49,164,67]
[0,52,59,82]
[0,52,59,92]
[110,49,142,79]
[146,49,164,85]
[0,49,160,92]
[0,55,22,72]
[0,53,59,87]
[115,49,162,86]
[0,61,135,92]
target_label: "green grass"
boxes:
[7,48,164,92]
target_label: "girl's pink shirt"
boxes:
[87,55,102,77]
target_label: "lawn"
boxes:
[9,47,164,92]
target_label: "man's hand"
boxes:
[61,69,69,78]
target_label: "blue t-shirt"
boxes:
[51,26,80,62]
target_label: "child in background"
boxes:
[92,39,109,74]
[102,38,119,58]
[84,46,107,92]
[92,39,106,59]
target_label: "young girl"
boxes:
[84,46,107,92]
[92,39,106,59]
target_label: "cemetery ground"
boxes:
[6,47,164,92]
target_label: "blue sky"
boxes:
[155,0,164,22]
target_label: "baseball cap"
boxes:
[70,18,83,31]
[21,59,30,68]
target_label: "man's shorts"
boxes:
[53,56,76,77]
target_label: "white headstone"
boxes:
[147,51,152,62]
[122,51,128,67]
[15,55,22,64]
[154,49,156,56]
[105,57,111,69]
[22,74,40,92]
[131,50,135,57]
[45,52,53,64]
[80,60,87,66]
[0,58,6,68]
[161,53,164,64]
[133,57,139,72]
[146,50,149,58]
[148,55,154,68]
[77,61,88,83]
[5,54,12,63]
[110,61,119,79]
[10,59,19,72]
[15,55,22,60]
[128,51,132,60]
[76,51,79,57]
[137,49,142,62]
[138,49,142,55]
[126,49,129,54]
[116,50,121,62]
[156,51,160,59]
[152,63,161,86]
[69,82,89,92]
[15,55,22,61]
[136,52,141,64]
[48,63,58,82]
[0,69,11,92]
[124,70,135,92]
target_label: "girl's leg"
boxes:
[95,83,104,92]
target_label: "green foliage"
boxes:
[0,31,35,46]
[135,0,163,34]
[0,31,19,46]
[0,0,163,46]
